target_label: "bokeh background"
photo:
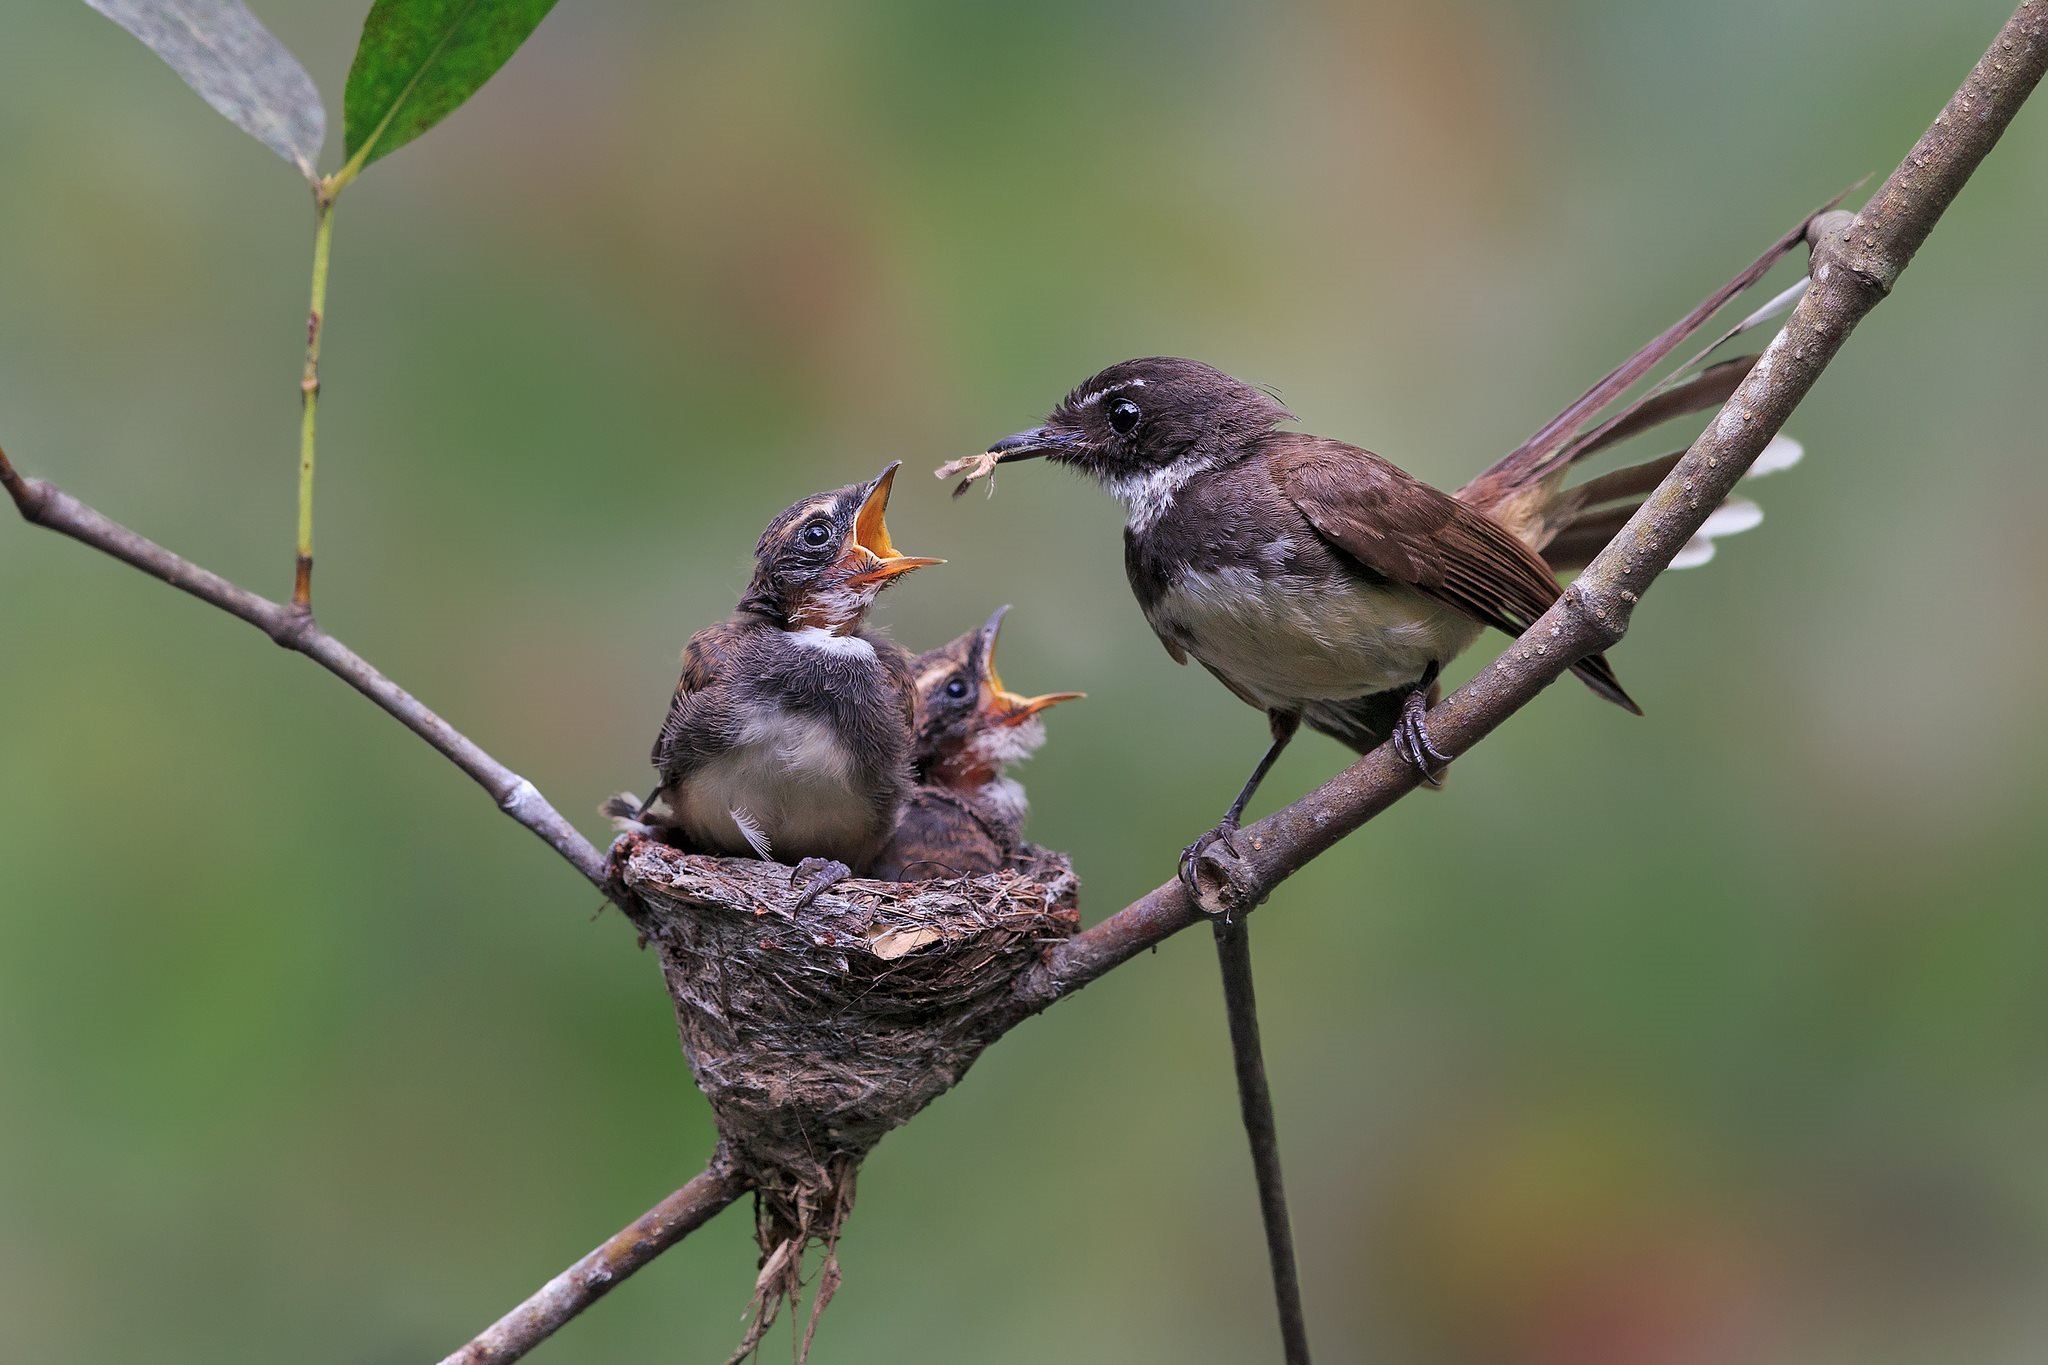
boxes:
[5,2,2047,1361]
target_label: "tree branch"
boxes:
[1013,0,2048,1014]
[0,446,611,890]
[437,1160,754,1365]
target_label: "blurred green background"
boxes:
[5,2,2047,1361]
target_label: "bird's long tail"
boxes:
[1464,194,1838,504]
[1539,430,1804,572]
[1459,192,1845,576]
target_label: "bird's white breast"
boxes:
[675,707,873,862]
[1149,566,1481,709]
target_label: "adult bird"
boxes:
[952,212,1821,885]
[964,254,1807,889]
[972,355,1652,881]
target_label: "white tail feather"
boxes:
[1670,497,1765,571]
[1732,278,1809,337]
[1700,497,1764,538]
[1667,433,1798,570]
[1670,537,1717,570]
[1657,426,1799,573]
[1748,433,1804,478]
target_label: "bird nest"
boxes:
[606,833,1080,1359]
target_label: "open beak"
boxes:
[976,605,1084,725]
[995,688,1086,724]
[846,461,944,585]
[984,427,1074,464]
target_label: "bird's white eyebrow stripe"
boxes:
[1076,378,1147,408]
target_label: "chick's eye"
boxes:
[1107,397,1141,435]
[943,677,970,699]
[800,519,833,548]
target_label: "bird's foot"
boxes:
[1180,820,1239,898]
[1390,686,1451,786]
[1180,820,1257,920]
[790,857,854,910]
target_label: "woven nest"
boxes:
[608,833,1080,1359]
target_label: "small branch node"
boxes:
[268,602,318,651]
[1805,208,1856,251]
[1815,231,1896,299]
[500,778,544,819]
[1560,578,1632,651]
[0,448,49,522]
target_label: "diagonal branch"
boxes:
[0,447,611,890]
[436,1160,753,1365]
[1013,0,2048,1012]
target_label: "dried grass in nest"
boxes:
[609,834,1080,1361]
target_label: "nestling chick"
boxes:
[635,462,941,903]
[869,605,1081,881]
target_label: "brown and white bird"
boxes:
[956,220,1816,895]
[970,318,1802,889]
[633,462,941,901]
[973,358,1629,881]
[869,605,1081,881]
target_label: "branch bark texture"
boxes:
[436,1160,753,1365]
[4,4,2042,1362]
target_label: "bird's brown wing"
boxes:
[1270,434,1639,713]
[650,620,745,781]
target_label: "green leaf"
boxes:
[85,0,326,184]
[341,0,558,175]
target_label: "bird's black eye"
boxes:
[943,676,970,700]
[800,518,833,548]
[1107,397,1141,435]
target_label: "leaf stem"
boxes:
[294,185,337,611]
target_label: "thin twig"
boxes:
[294,183,337,609]
[1214,920,1310,1365]
[0,445,611,889]
[1012,0,2048,1012]
[436,1161,754,1365]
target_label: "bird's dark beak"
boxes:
[976,604,1083,724]
[985,427,1072,463]
[975,603,1012,659]
[846,462,944,585]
